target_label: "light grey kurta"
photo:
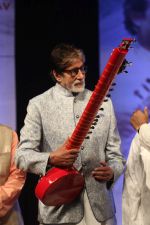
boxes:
[76,191,117,225]
[15,83,125,224]
[122,124,150,225]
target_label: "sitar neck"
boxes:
[66,38,134,149]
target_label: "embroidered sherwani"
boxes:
[15,83,125,224]
[0,125,26,225]
[122,124,150,225]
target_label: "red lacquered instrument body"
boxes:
[35,167,84,206]
[35,38,134,206]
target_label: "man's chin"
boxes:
[71,85,85,93]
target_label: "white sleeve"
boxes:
[122,136,141,225]
[139,123,150,150]
[138,123,150,189]
[140,147,150,190]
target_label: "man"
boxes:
[122,107,150,225]
[0,124,26,225]
[15,43,125,225]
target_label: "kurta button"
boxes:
[81,146,84,150]
[76,115,79,119]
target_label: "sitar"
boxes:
[35,38,134,206]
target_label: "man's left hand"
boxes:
[92,162,114,182]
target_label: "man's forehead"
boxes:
[67,60,84,69]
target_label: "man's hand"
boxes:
[130,107,149,131]
[49,139,79,168]
[92,162,114,182]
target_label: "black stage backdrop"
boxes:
[16,1,99,224]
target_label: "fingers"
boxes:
[92,166,111,175]
[93,174,111,181]
[69,149,80,154]
[92,162,114,181]
[61,158,76,167]
[63,148,79,160]
[65,152,78,160]
[50,142,79,167]
[92,171,112,181]
[62,149,79,167]
[130,107,149,131]
[132,107,148,118]
[59,163,73,168]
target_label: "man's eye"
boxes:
[71,69,78,75]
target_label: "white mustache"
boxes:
[74,80,85,85]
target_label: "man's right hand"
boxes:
[49,139,79,168]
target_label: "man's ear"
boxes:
[53,70,62,83]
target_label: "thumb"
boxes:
[100,161,107,167]
[64,137,69,146]
[64,137,71,149]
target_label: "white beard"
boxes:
[69,80,85,93]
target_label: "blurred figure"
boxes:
[0,124,26,225]
[122,107,150,225]
[124,0,150,51]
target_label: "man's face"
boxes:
[55,59,86,93]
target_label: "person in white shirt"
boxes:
[122,106,150,225]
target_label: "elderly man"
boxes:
[15,43,125,225]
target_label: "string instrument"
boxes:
[35,38,134,206]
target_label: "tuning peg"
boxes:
[92,122,97,126]
[112,83,116,86]
[85,136,90,139]
[104,99,108,102]
[96,115,100,118]
[109,88,114,91]
[88,131,92,134]
[106,94,111,98]
[99,108,104,111]
[132,38,136,43]
[127,62,132,66]
[94,118,98,122]
[90,126,95,129]
[118,59,133,74]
